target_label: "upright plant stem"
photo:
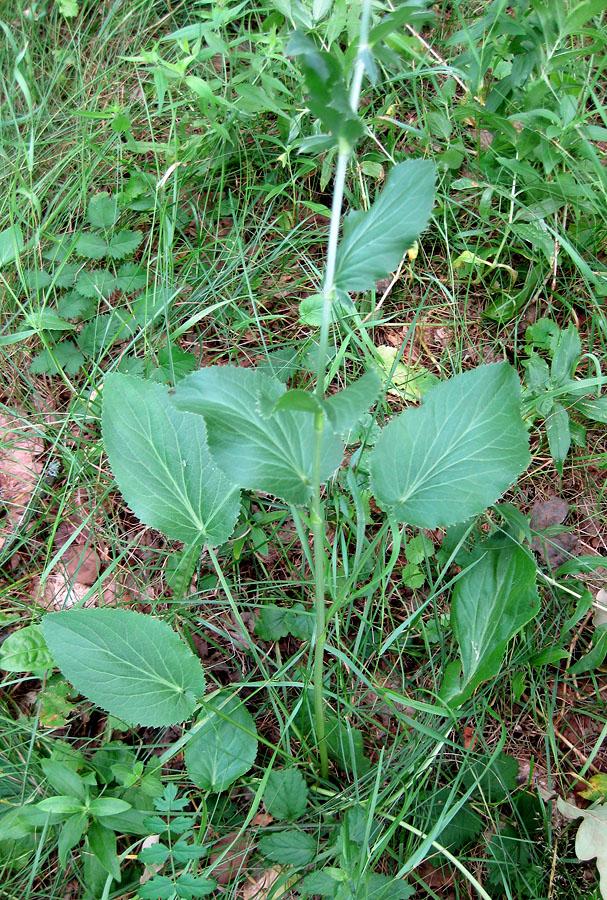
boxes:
[309,0,372,780]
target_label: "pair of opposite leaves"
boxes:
[39,360,530,729]
[101,360,530,548]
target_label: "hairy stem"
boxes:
[309,0,372,780]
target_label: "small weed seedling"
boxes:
[24,191,146,378]
[521,316,607,473]
[0,740,163,897]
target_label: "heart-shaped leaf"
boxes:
[370,362,530,527]
[185,691,258,791]
[42,607,205,727]
[103,374,240,545]
[173,366,343,505]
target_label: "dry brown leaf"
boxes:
[139,834,163,885]
[530,496,569,530]
[0,422,115,611]
[251,812,273,828]
[40,532,103,610]
[67,546,102,584]
[209,832,254,885]
[463,725,478,751]
[38,574,95,611]
[0,413,43,545]
[530,496,579,568]
[242,867,293,900]
[36,500,110,609]
[533,531,579,569]
[55,519,103,586]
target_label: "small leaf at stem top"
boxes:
[287,32,364,146]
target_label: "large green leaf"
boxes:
[24,310,75,332]
[0,224,23,265]
[102,374,239,545]
[24,268,53,289]
[369,363,530,527]
[42,608,205,727]
[184,692,258,792]
[173,366,343,505]
[325,714,370,775]
[258,830,316,866]
[440,541,539,706]
[264,769,308,821]
[58,813,87,867]
[334,160,436,292]
[461,751,519,802]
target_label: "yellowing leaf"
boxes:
[374,345,438,400]
[242,867,293,899]
[581,776,607,803]
[558,797,607,898]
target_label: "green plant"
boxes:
[20,192,154,378]
[20,7,541,896]
[10,1,607,897]
[294,805,415,899]
[521,316,607,472]
[42,10,531,751]
[137,784,214,900]
[0,739,163,897]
